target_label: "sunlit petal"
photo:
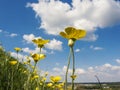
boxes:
[60,32,69,39]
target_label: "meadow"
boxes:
[0,27,120,90]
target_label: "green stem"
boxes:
[33,62,37,73]
[16,52,19,70]
[95,75,103,90]
[40,48,42,54]
[65,47,72,90]
[71,47,75,90]
[11,67,14,90]
[25,62,37,90]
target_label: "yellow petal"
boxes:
[59,32,69,39]
[33,75,39,79]
[44,40,50,44]
[14,47,21,52]
[9,61,17,65]
[31,53,46,62]
[65,27,76,35]
[35,87,39,90]
[32,38,49,47]
[32,39,37,44]
[47,83,53,87]
[60,27,86,40]
[39,54,46,59]
[50,76,61,82]
[76,29,86,39]
[70,75,77,80]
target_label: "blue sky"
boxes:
[0,0,120,82]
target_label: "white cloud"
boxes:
[23,34,63,52]
[11,52,26,62]
[23,34,36,43]
[116,59,120,64]
[0,29,2,32]
[90,45,103,50]
[45,38,63,51]
[0,29,18,37]
[11,51,36,63]
[93,47,103,50]
[75,48,80,52]
[53,67,61,72]
[46,62,120,82]
[10,33,18,37]
[55,62,60,66]
[22,47,47,54]
[27,0,120,41]
[76,68,86,74]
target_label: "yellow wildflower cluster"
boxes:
[5,26,86,90]
[46,76,64,90]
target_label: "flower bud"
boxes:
[68,39,75,47]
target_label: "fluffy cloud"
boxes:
[90,45,103,50]
[0,29,2,32]
[22,47,47,54]
[23,34,62,51]
[75,48,80,52]
[48,62,120,82]
[10,33,18,37]
[45,38,63,51]
[11,52,26,62]
[27,0,120,41]
[116,59,120,64]
[23,34,39,43]
[0,29,18,37]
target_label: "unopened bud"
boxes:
[68,39,75,47]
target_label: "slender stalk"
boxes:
[16,52,19,70]
[25,62,37,90]
[40,48,42,54]
[65,47,72,90]
[71,47,75,90]
[95,75,103,90]
[11,67,14,90]
[33,62,37,73]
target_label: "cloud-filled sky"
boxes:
[0,0,120,82]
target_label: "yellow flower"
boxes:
[35,87,39,90]
[33,75,39,79]
[32,38,49,48]
[70,75,77,80]
[14,47,21,52]
[50,76,61,83]
[23,70,27,74]
[31,53,46,63]
[41,77,46,82]
[31,75,39,81]
[47,83,53,87]
[9,60,17,65]
[56,83,63,89]
[40,82,43,86]
[60,27,86,47]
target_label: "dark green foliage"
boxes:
[0,46,28,90]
